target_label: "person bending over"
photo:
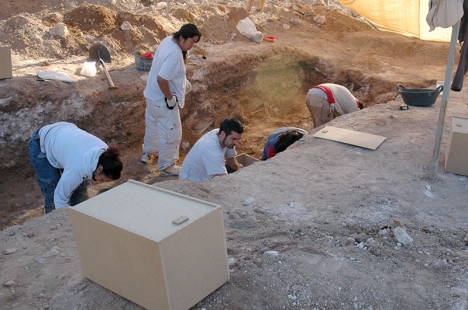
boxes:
[180,118,244,181]
[305,83,362,129]
[29,121,123,214]
[261,127,308,160]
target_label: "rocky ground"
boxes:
[1,0,468,309]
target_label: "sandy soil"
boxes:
[1,0,468,309]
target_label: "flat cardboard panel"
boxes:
[0,46,12,79]
[69,180,229,310]
[313,126,386,150]
[445,116,468,176]
[236,153,259,167]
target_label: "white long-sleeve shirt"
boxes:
[39,122,107,208]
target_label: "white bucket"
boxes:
[80,61,97,77]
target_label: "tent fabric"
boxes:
[337,0,454,42]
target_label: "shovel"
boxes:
[89,43,119,89]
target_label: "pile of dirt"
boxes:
[2,0,468,309]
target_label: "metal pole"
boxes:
[166,0,170,18]
[270,0,274,18]
[429,21,460,180]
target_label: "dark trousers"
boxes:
[452,1,468,91]
[452,31,468,91]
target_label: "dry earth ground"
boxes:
[1,0,468,309]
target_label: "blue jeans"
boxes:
[28,129,88,213]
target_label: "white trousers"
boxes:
[143,98,182,170]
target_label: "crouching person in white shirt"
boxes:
[29,121,123,214]
[180,118,244,181]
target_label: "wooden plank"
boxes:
[258,0,265,10]
[246,0,254,12]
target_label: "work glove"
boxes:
[165,95,178,110]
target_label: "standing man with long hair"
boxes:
[141,23,201,177]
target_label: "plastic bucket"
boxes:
[134,52,153,71]
[396,84,443,107]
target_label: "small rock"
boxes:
[4,248,17,255]
[227,257,236,269]
[27,232,36,238]
[292,284,302,292]
[393,227,413,246]
[3,280,15,287]
[120,21,133,31]
[313,15,326,25]
[50,22,68,38]
[253,258,263,266]
[264,250,279,257]
[156,2,167,9]
[243,197,256,206]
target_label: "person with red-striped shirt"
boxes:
[305,83,362,129]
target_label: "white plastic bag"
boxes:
[36,71,76,83]
[236,17,264,44]
[80,61,97,77]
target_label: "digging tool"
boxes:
[89,43,119,89]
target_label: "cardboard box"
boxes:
[69,180,230,310]
[235,153,259,167]
[0,46,12,80]
[445,116,468,176]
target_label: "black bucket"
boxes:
[396,84,443,107]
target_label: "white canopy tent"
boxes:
[337,0,454,42]
[337,0,464,179]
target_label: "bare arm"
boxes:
[225,157,242,172]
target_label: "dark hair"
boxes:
[98,146,123,180]
[219,118,244,136]
[173,24,201,63]
[274,130,304,154]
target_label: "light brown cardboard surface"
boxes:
[313,126,386,150]
[236,153,259,167]
[445,116,468,176]
[69,180,230,310]
[0,47,12,79]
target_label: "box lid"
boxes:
[71,180,221,242]
[451,116,468,134]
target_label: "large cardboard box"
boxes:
[69,180,230,310]
[235,153,259,167]
[0,46,12,79]
[445,116,468,176]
